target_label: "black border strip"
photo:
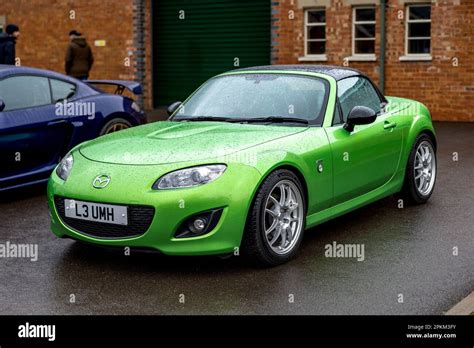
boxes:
[0,315,472,346]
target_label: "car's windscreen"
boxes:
[173,74,328,125]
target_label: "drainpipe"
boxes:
[133,0,146,109]
[380,0,386,94]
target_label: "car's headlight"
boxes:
[153,165,226,190]
[56,153,74,181]
[131,101,141,113]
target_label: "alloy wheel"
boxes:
[105,122,130,134]
[263,179,304,255]
[414,140,436,196]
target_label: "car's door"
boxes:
[325,76,403,205]
[0,75,71,183]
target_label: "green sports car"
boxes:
[47,65,437,266]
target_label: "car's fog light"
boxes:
[175,208,223,238]
[191,218,207,233]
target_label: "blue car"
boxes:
[0,65,147,191]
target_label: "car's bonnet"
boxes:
[79,121,307,165]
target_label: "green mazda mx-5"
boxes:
[47,65,437,265]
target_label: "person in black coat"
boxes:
[0,24,20,65]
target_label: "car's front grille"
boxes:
[54,196,155,239]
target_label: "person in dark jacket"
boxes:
[65,30,94,80]
[0,24,20,65]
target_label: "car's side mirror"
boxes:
[167,101,182,116]
[0,99,5,112]
[343,106,377,132]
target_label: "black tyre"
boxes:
[400,134,437,204]
[99,117,132,136]
[242,169,306,266]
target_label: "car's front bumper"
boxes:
[47,155,262,255]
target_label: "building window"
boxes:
[352,7,376,55]
[305,9,326,56]
[406,4,431,55]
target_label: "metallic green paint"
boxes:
[47,69,436,256]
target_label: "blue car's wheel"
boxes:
[100,117,132,136]
[242,169,306,266]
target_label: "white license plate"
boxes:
[64,199,128,225]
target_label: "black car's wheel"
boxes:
[400,134,437,204]
[99,118,132,135]
[242,169,306,266]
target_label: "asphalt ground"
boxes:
[0,121,472,314]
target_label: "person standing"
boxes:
[65,30,94,80]
[0,24,20,65]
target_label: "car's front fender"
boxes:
[400,100,436,172]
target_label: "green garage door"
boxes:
[152,0,271,107]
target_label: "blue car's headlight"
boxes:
[56,153,74,181]
[153,165,226,190]
[131,101,141,113]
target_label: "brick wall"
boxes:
[4,0,473,119]
[2,0,136,90]
[273,0,474,122]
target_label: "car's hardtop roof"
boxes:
[233,64,363,81]
[0,64,79,83]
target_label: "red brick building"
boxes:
[1,1,136,79]
[273,0,474,122]
[2,0,473,121]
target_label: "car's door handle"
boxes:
[383,120,397,129]
[48,119,67,126]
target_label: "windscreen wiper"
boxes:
[172,116,234,122]
[172,116,310,125]
[231,116,309,125]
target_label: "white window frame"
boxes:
[352,6,376,58]
[405,4,431,57]
[299,8,327,62]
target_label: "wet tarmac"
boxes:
[0,121,472,314]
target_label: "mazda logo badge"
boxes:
[92,175,111,189]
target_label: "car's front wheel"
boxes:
[400,134,437,204]
[242,169,306,266]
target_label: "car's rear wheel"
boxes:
[99,118,132,135]
[242,169,306,266]
[400,134,437,204]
